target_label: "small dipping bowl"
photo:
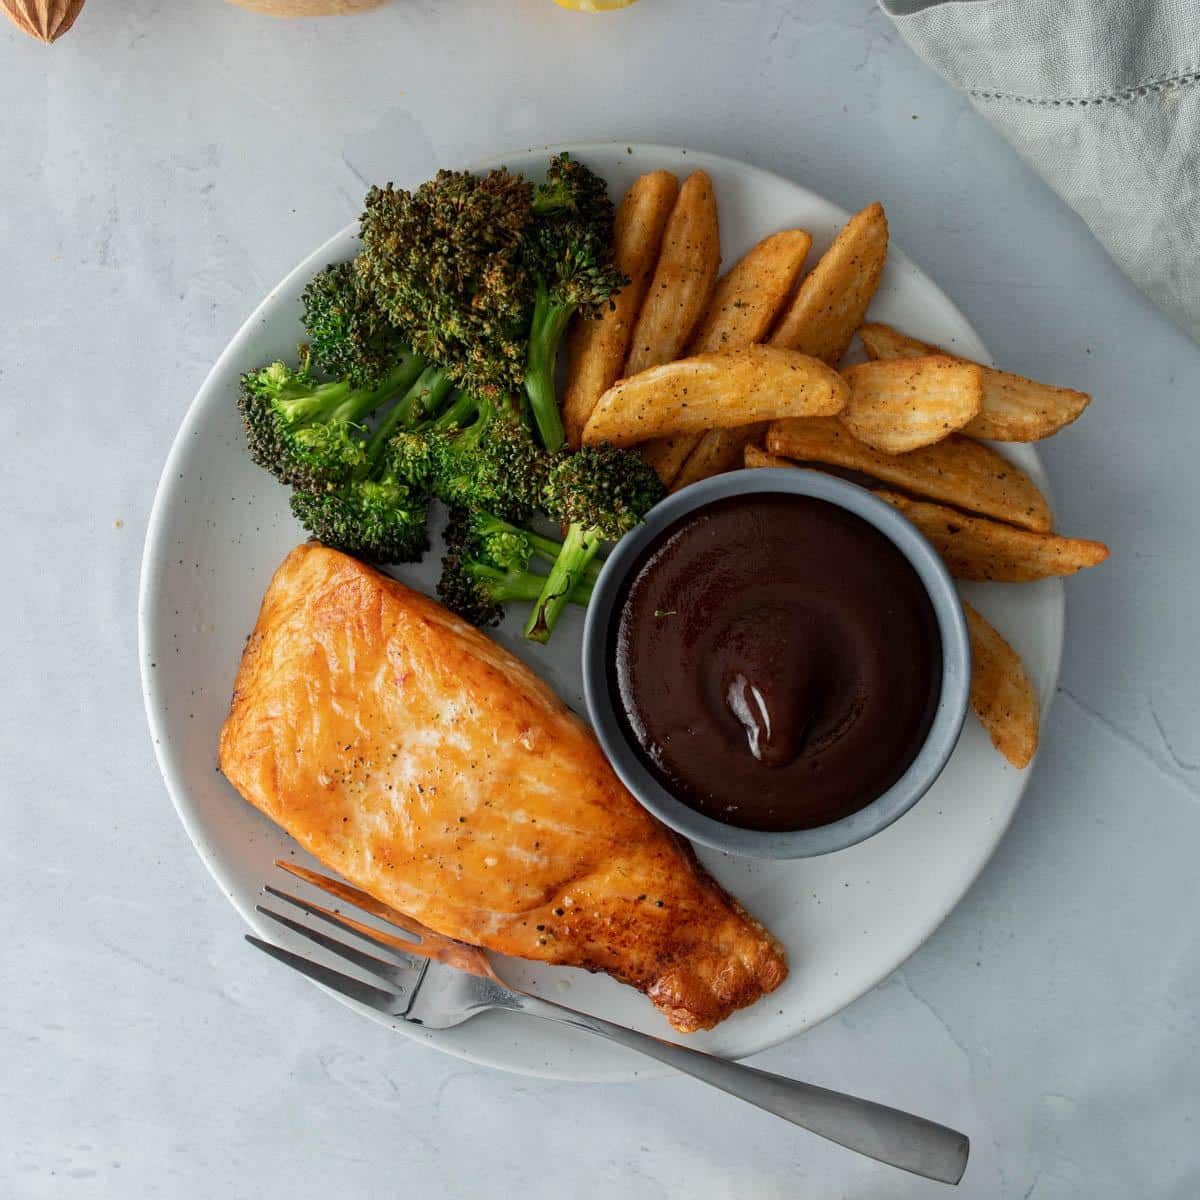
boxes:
[581,468,971,859]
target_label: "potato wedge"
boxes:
[562,171,681,449]
[689,229,812,354]
[657,228,813,487]
[858,322,1091,442]
[583,347,849,448]
[971,371,1091,443]
[840,357,984,453]
[641,434,705,484]
[624,170,720,376]
[744,444,798,470]
[875,491,1109,581]
[769,201,888,364]
[964,602,1039,768]
[670,423,771,492]
[764,417,1051,532]
[857,323,932,361]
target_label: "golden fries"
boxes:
[563,171,680,449]
[875,491,1109,581]
[764,418,1051,532]
[662,228,813,488]
[769,202,888,364]
[858,323,1091,442]
[582,347,849,448]
[625,171,720,375]
[840,357,984,453]
[964,603,1039,768]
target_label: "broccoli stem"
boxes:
[480,513,601,582]
[359,366,442,474]
[270,356,424,466]
[531,187,571,217]
[472,561,593,605]
[375,351,428,398]
[322,354,426,426]
[526,528,592,575]
[523,286,574,452]
[524,522,603,642]
[431,390,480,431]
[405,365,454,423]
[276,378,355,426]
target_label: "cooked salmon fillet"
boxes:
[219,544,787,1031]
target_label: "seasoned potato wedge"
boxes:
[769,201,888,364]
[670,423,771,492]
[624,170,720,376]
[671,209,889,491]
[955,364,1091,444]
[876,491,1109,581]
[744,444,799,470]
[671,208,886,489]
[563,171,681,448]
[964,602,1040,768]
[858,323,1091,442]
[583,347,849,448]
[840,357,984,453]
[656,228,813,486]
[689,229,813,354]
[856,323,932,361]
[641,434,707,485]
[764,417,1051,531]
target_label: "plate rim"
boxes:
[139,141,1064,1081]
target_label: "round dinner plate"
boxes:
[140,143,1063,1082]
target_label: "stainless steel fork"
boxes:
[248,860,969,1186]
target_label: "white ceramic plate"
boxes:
[140,144,1062,1082]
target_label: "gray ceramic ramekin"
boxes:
[581,468,971,859]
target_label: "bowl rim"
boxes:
[581,467,972,859]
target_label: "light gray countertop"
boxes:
[3,3,1198,1197]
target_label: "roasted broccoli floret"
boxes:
[358,168,535,400]
[291,470,428,565]
[237,349,424,489]
[521,154,626,451]
[357,155,624,453]
[288,368,438,564]
[301,260,412,386]
[525,443,663,642]
[391,393,548,520]
[437,508,593,627]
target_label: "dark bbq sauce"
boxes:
[610,493,942,832]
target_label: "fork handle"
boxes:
[509,992,968,1185]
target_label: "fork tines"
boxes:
[245,934,411,1017]
[247,864,431,1018]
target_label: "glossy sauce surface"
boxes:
[610,493,942,832]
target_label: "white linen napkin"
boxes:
[880,0,1200,341]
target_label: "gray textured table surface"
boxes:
[3,3,1198,1198]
